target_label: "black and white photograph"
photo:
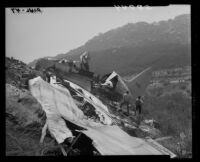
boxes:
[5,5,191,157]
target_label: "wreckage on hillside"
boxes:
[27,55,176,157]
[93,67,152,105]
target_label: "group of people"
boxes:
[64,51,90,73]
[120,91,143,116]
[42,66,58,84]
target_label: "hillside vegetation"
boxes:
[143,80,192,158]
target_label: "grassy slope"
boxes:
[6,91,54,156]
[6,57,59,156]
[143,82,192,157]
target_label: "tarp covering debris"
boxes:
[29,76,176,156]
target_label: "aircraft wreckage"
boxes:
[28,54,176,157]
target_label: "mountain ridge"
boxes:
[28,14,191,75]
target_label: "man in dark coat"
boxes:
[135,96,143,115]
[120,91,130,115]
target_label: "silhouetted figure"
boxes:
[120,91,130,115]
[135,96,143,115]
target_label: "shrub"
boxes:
[147,86,164,97]
[180,84,186,90]
[143,90,191,136]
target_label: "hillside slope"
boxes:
[29,14,191,76]
[6,57,191,157]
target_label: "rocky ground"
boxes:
[6,57,75,156]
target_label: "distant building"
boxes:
[153,70,168,77]
[170,80,179,84]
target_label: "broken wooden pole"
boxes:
[155,136,172,142]
[66,132,82,155]
[59,144,67,156]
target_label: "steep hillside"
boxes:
[6,56,191,157]
[29,14,191,76]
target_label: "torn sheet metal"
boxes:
[81,125,175,156]
[29,77,84,143]
[104,68,153,105]
[145,138,176,158]
[64,79,113,125]
[103,71,129,95]
[29,77,111,136]
[124,67,152,102]
[66,80,109,112]
[46,117,73,144]
[29,77,176,156]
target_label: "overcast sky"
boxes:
[6,5,190,63]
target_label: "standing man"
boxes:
[135,96,143,116]
[46,71,52,83]
[80,51,90,71]
[120,91,130,115]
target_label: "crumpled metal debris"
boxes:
[29,76,176,156]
